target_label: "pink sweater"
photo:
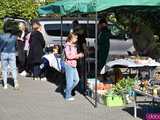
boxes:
[64,42,80,67]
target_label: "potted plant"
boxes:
[103,77,137,107]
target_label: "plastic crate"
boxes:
[103,95,125,107]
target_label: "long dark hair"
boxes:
[3,20,19,36]
[31,20,41,31]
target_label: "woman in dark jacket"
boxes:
[28,21,45,80]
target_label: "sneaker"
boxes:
[64,89,66,93]
[40,77,47,81]
[3,85,8,89]
[65,97,75,101]
[14,83,19,90]
[71,91,76,96]
[20,71,27,77]
[33,77,39,80]
[26,73,32,77]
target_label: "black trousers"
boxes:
[17,41,26,73]
[77,57,86,95]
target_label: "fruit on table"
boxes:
[97,83,112,90]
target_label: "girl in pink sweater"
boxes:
[64,32,84,101]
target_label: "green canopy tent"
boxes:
[37,0,160,15]
[37,0,95,15]
[37,0,160,107]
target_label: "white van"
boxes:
[39,18,134,58]
[39,19,96,47]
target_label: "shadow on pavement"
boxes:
[0,77,15,87]
[123,107,143,119]
[46,67,86,98]
[123,104,160,120]
[46,67,65,97]
[84,96,96,107]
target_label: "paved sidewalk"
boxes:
[0,75,141,120]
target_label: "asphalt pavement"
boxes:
[0,74,142,120]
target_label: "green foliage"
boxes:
[0,0,56,31]
[44,0,54,5]
[0,0,40,31]
[108,77,137,95]
[107,10,160,58]
[0,0,39,20]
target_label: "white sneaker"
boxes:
[20,71,27,76]
[66,97,75,101]
[33,77,40,80]
[3,85,8,89]
[14,83,19,90]
[40,77,47,81]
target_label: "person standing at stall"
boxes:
[28,20,45,80]
[0,20,19,89]
[64,32,84,101]
[72,20,88,95]
[97,18,110,74]
[17,22,28,76]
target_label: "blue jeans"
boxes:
[64,63,79,99]
[1,53,17,86]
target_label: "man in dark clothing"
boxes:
[72,20,88,95]
[97,18,110,74]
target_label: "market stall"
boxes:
[133,88,160,118]
[101,57,160,78]
[37,0,160,107]
[99,56,160,117]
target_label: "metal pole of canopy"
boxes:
[84,15,89,96]
[60,16,63,49]
[94,8,98,108]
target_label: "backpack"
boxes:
[60,46,66,73]
[60,44,72,73]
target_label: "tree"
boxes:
[0,0,39,19]
[110,9,160,59]
[0,0,56,31]
[0,0,39,31]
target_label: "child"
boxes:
[40,45,61,81]
[64,32,84,101]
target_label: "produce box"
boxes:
[103,95,125,107]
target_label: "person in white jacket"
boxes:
[40,45,61,81]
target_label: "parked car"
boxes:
[3,17,31,32]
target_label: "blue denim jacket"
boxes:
[0,33,16,53]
